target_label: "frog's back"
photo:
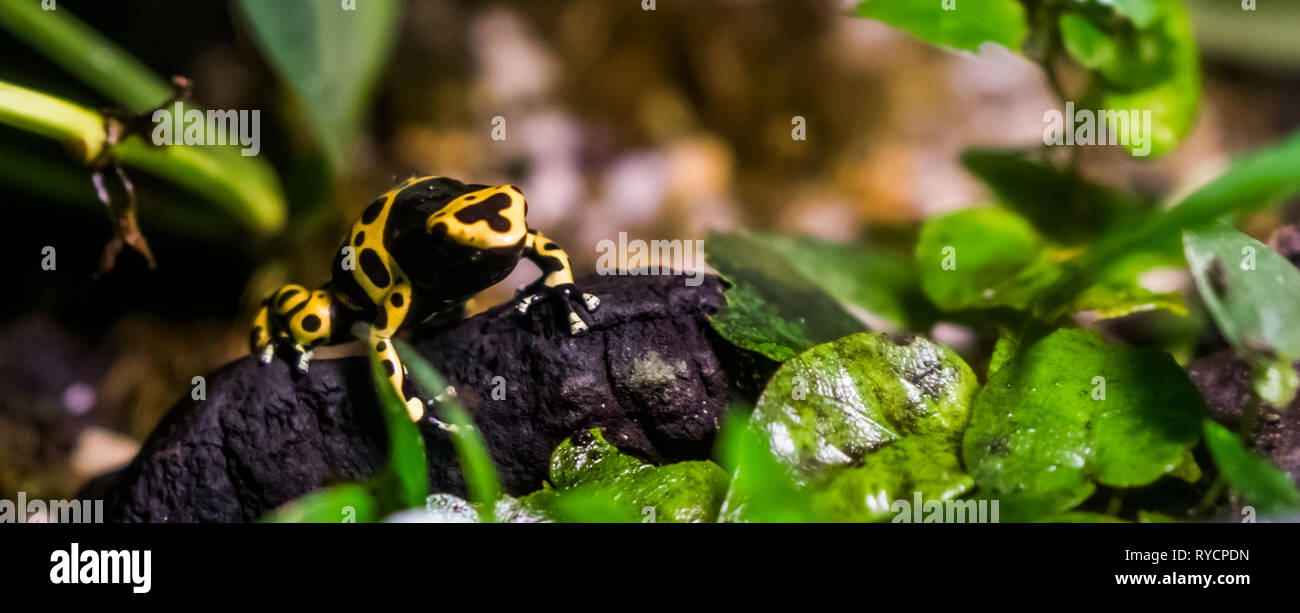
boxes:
[330,176,477,312]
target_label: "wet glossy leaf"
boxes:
[1203,420,1300,513]
[963,329,1203,512]
[706,231,865,362]
[752,332,978,480]
[717,410,826,523]
[854,0,1028,54]
[1184,224,1300,405]
[810,436,973,522]
[547,428,728,523]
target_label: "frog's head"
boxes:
[425,184,529,252]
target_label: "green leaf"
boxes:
[1059,11,1175,90]
[369,341,430,512]
[810,436,973,522]
[1043,511,1127,523]
[853,0,1028,54]
[716,411,827,523]
[1109,0,1161,28]
[1043,129,1300,319]
[235,0,401,169]
[1166,131,1300,231]
[547,429,728,523]
[916,207,1063,311]
[394,339,502,518]
[961,149,1147,245]
[0,0,171,113]
[536,487,643,523]
[1203,420,1300,513]
[761,233,932,330]
[963,329,1204,512]
[752,332,978,479]
[1184,224,1300,405]
[1073,282,1186,319]
[263,483,379,523]
[706,231,865,362]
[1058,0,1201,157]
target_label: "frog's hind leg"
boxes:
[366,281,425,422]
[250,300,275,364]
[255,284,337,373]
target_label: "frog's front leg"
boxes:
[515,229,600,334]
[367,282,424,422]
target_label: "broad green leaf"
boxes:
[547,428,728,523]
[263,483,378,523]
[235,0,401,169]
[963,329,1203,512]
[1183,224,1300,405]
[916,207,1063,311]
[395,339,501,517]
[853,0,1028,54]
[961,149,1149,244]
[761,233,933,330]
[1203,420,1300,513]
[752,332,978,479]
[717,410,826,523]
[810,436,973,522]
[706,231,865,362]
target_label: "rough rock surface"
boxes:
[100,274,732,522]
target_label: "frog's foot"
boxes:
[292,346,314,375]
[515,283,600,335]
[258,343,275,364]
[404,397,424,422]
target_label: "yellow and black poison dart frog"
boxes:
[250,176,600,422]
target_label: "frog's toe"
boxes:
[258,343,275,364]
[515,292,541,314]
[294,347,313,374]
[404,397,424,422]
[568,311,589,334]
[581,292,600,312]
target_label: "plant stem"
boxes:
[0,0,171,113]
[0,80,105,163]
[0,79,286,233]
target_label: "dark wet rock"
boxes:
[97,274,733,522]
